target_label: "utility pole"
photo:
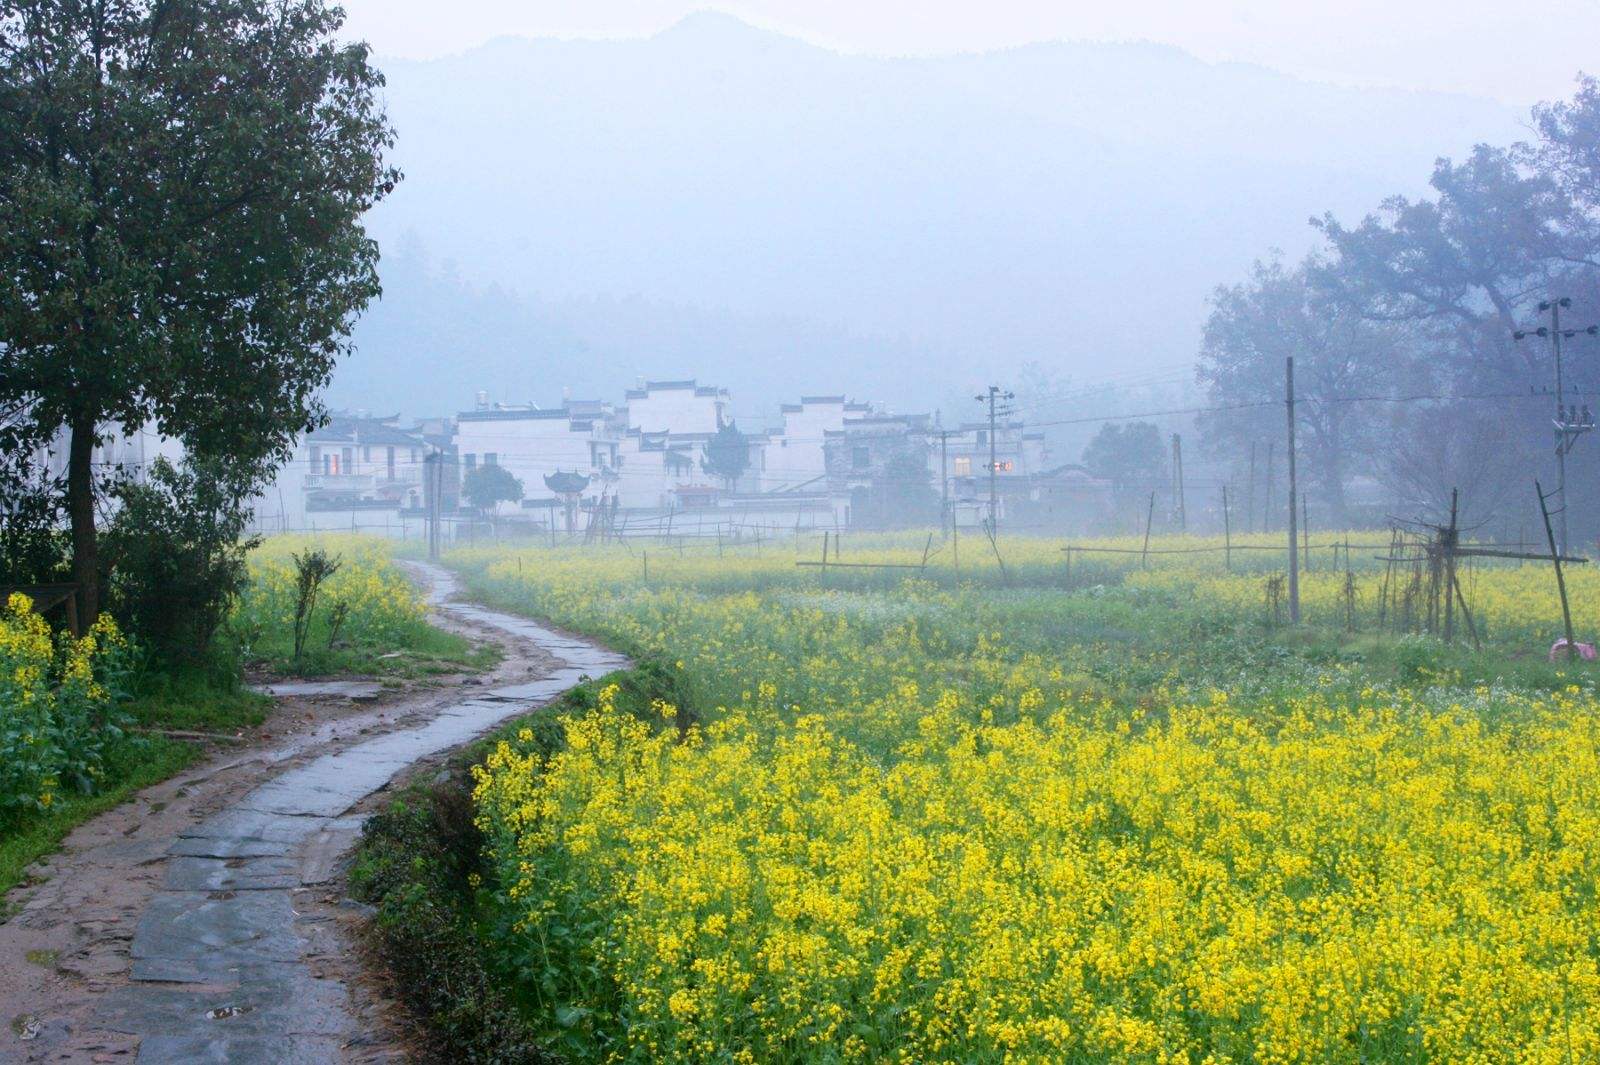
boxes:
[424,452,441,561]
[1264,442,1275,534]
[975,385,1015,530]
[930,427,960,538]
[1171,433,1187,532]
[1285,357,1300,623]
[1515,298,1598,557]
[1247,442,1257,534]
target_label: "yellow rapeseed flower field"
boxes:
[234,534,430,663]
[458,532,1600,1063]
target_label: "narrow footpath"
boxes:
[1,563,626,1064]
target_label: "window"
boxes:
[976,430,988,447]
[852,446,870,469]
[953,457,972,476]
[386,446,396,480]
[363,446,371,463]
[485,452,498,467]
[463,453,477,471]
[342,447,354,472]
[309,445,321,473]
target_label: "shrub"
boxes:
[104,458,257,665]
[290,548,342,663]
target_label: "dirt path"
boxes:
[0,563,625,1064]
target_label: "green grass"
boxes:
[258,623,501,679]
[0,736,196,902]
[242,616,499,680]
[126,663,273,732]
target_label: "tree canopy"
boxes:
[0,0,398,619]
[464,463,524,512]
[701,420,751,489]
[1082,422,1167,508]
[1199,77,1600,531]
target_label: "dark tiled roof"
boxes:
[312,417,426,448]
[457,407,570,422]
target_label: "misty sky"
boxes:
[339,0,1599,105]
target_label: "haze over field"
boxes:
[330,12,1526,418]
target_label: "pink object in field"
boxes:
[1549,639,1598,661]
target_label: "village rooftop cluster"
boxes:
[224,380,1109,538]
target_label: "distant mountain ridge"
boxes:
[331,13,1524,418]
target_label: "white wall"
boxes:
[763,399,845,493]
[455,411,596,513]
[626,385,725,435]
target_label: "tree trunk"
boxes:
[67,415,100,627]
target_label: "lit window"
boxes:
[953,457,972,476]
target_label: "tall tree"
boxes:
[1081,421,1167,512]
[1311,145,1590,390]
[1311,139,1600,526]
[700,419,751,490]
[0,0,398,622]
[1197,257,1396,518]
[1534,75,1600,219]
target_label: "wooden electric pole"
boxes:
[975,385,1015,530]
[1247,442,1257,534]
[1286,357,1300,623]
[930,427,960,539]
[1264,442,1275,534]
[424,452,442,561]
[1171,433,1187,533]
[1515,297,1599,558]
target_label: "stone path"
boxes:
[55,564,624,1064]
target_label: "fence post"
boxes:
[1142,491,1155,570]
[1537,480,1577,657]
[1222,485,1232,573]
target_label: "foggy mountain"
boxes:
[330,11,1523,419]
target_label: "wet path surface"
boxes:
[89,564,625,1063]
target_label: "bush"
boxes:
[104,458,257,665]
